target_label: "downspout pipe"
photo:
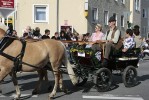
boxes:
[57,0,59,32]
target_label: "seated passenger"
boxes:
[102,16,122,67]
[122,29,135,52]
[86,24,104,51]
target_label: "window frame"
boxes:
[121,0,125,4]
[142,8,147,18]
[121,15,124,27]
[104,11,109,25]
[135,0,140,11]
[92,7,98,23]
[33,4,49,23]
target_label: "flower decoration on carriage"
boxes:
[70,46,93,56]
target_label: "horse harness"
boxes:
[0,36,45,72]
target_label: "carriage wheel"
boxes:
[73,67,88,86]
[122,65,137,87]
[94,68,112,92]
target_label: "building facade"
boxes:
[88,0,130,36]
[141,0,149,38]
[130,0,141,35]
[88,0,142,37]
[14,0,88,36]
[8,0,142,38]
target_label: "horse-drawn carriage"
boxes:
[70,43,140,92]
[0,25,141,99]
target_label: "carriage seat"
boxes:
[110,48,141,60]
[117,48,141,61]
[122,48,141,57]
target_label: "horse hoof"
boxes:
[64,89,68,94]
[32,90,39,95]
[60,88,68,94]
[14,97,20,100]
[48,96,55,100]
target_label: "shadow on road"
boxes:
[138,74,149,81]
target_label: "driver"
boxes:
[102,16,122,67]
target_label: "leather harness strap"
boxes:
[0,37,27,72]
[0,37,48,72]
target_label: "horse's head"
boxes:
[0,23,7,39]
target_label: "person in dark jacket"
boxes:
[42,29,50,39]
[51,32,60,40]
[6,24,13,36]
[33,27,42,39]
[65,27,72,40]
[60,31,66,40]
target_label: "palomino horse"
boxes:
[0,27,77,100]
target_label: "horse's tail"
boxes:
[61,42,77,85]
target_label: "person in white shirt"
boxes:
[101,16,121,67]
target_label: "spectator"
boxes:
[51,32,60,40]
[22,26,33,39]
[6,24,13,36]
[65,27,72,40]
[70,32,78,41]
[133,25,142,48]
[42,29,50,39]
[33,27,42,39]
[60,31,66,40]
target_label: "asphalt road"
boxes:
[0,58,149,100]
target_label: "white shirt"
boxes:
[102,29,120,43]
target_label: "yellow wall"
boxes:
[15,0,87,37]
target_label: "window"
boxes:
[142,9,147,18]
[121,0,125,4]
[104,11,108,25]
[135,0,140,11]
[121,15,124,27]
[33,4,49,23]
[92,8,98,23]
[143,26,147,35]
[113,13,117,26]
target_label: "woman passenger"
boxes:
[87,24,104,51]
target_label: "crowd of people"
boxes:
[20,26,80,41]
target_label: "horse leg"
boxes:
[0,67,12,94]
[43,70,48,82]
[9,71,21,99]
[32,70,45,95]
[58,72,68,94]
[48,62,59,99]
